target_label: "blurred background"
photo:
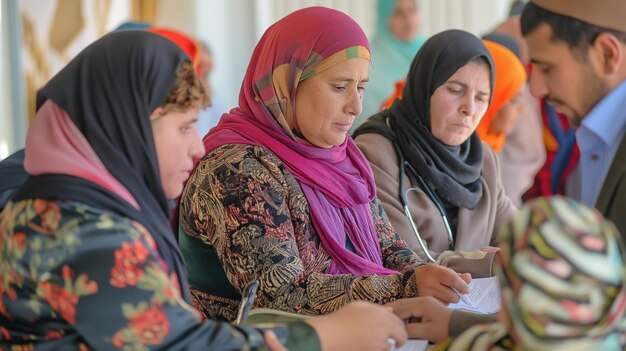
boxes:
[0,0,515,159]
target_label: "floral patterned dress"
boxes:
[179,144,424,322]
[0,199,318,350]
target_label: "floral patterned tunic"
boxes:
[0,199,318,350]
[179,144,424,321]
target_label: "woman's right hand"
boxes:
[385,296,452,342]
[305,301,408,351]
[413,264,471,304]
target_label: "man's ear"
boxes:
[149,107,165,122]
[592,32,623,76]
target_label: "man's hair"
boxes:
[520,2,626,60]
[162,61,211,113]
[508,0,526,17]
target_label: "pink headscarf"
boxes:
[203,7,396,276]
[25,100,139,209]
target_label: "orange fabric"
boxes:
[147,28,201,74]
[476,40,527,153]
[380,80,406,110]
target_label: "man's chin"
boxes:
[550,104,580,127]
[558,109,582,127]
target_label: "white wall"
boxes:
[0,0,131,159]
[1,1,10,159]
[259,0,511,37]
[193,0,259,118]
[1,0,17,159]
[146,0,261,119]
[418,0,510,36]
[155,0,197,35]
[183,0,513,113]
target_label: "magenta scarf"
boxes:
[203,7,396,276]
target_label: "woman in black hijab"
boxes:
[354,29,517,278]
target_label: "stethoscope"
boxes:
[393,141,455,263]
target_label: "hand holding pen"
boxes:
[413,265,471,304]
[451,287,474,307]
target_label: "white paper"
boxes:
[448,276,501,314]
[395,339,429,351]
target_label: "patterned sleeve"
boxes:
[369,196,423,274]
[0,199,318,350]
[181,146,419,317]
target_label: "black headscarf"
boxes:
[13,31,193,302]
[0,149,26,210]
[354,29,494,209]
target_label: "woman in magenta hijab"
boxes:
[178,6,470,322]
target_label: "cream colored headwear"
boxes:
[531,0,626,32]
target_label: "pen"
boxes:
[387,337,396,350]
[451,287,473,307]
[234,279,260,325]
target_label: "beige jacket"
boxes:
[500,85,546,207]
[355,133,518,277]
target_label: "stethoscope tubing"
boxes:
[395,143,454,263]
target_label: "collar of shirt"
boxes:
[578,79,626,148]
[575,79,626,206]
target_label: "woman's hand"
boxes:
[264,330,288,351]
[480,246,500,253]
[413,264,471,303]
[385,296,452,342]
[305,301,408,351]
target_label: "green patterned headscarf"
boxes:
[433,196,626,350]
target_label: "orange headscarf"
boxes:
[380,80,405,111]
[475,40,527,153]
[147,27,201,75]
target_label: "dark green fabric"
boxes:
[178,226,357,302]
[284,321,321,351]
[246,314,305,324]
[178,229,241,300]
[244,320,320,351]
[177,232,322,350]
[242,308,309,325]
[595,132,626,239]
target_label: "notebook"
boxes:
[242,307,309,325]
[448,276,501,314]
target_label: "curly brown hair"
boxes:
[161,61,211,113]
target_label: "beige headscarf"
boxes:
[531,0,626,32]
[431,196,626,350]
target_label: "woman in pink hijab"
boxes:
[0,29,411,351]
[179,6,470,322]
